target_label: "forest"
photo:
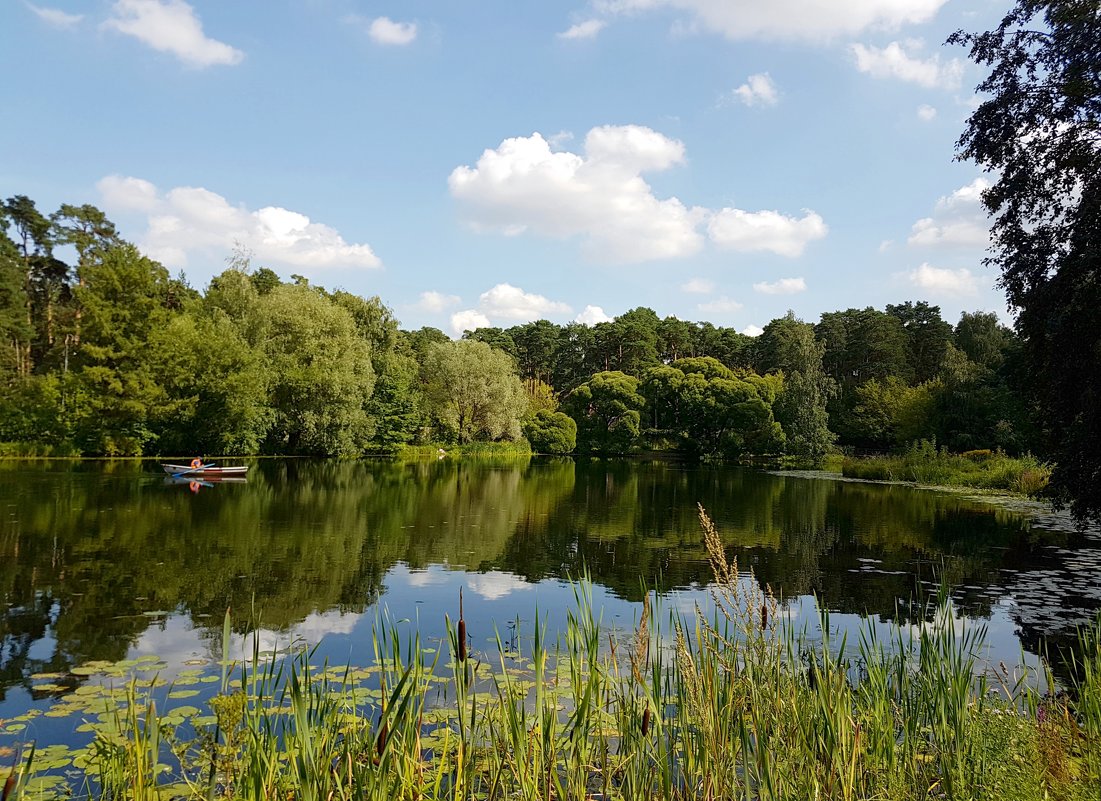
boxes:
[0,194,1031,461]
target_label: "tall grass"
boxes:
[842,440,1052,495]
[7,509,1100,800]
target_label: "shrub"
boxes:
[523,410,577,455]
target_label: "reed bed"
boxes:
[5,507,1100,800]
[841,442,1051,495]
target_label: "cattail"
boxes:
[376,720,388,759]
[458,588,467,663]
[2,772,15,801]
[760,602,768,631]
[641,705,651,736]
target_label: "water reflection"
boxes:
[0,458,1098,702]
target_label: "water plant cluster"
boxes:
[841,441,1052,496]
[3,508,1099,800]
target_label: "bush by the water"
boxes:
[522,409,577,454]
[842,440,1051,494]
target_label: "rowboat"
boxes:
[161,463,249,477]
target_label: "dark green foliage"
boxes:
[523,409,577,454]
[887,301,953,384]
[951,0,1101,521]
[563,371,644,454]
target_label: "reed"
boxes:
[841,441,1052,495]
[9,509,1101,800]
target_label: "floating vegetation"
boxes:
[3,508,1101,800]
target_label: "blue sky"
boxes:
[2,0,1009,336]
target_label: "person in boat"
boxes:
[190,457,204,470]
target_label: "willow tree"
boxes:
[422,339,526,444]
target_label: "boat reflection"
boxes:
[163,474,248,493]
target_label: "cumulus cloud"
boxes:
[742,324,764,337]
[590,0,947,42]
[415,291,461,312]
[97,175,380,270]
[906,263,980,294]
[450,309,492,335]
[26,3,83,26]
[447,284,572,334]
[732,73,779,107]
[698,296,743,314]
[850,40,963,89]
[753,277,806,294]
[103,0,243,67]
[708,208,827,257]
[449,126,706,263]
[478,283,571,320]
[451,124,826,263]
[680,277,715,294]
[917,104,937,121]
[575,305,614,325]
[559,19,606,39]
[366,16,418,45]
[908,177,991,248]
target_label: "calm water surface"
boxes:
[2,457,1100,741]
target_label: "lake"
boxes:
[2,457,1100,747]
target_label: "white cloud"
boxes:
[591,0,948,42]
[97,175,380,270]
[879,239,894,252]
[103,0,243,68]
[906,263,980,294]
[450,309,492,336]
[367,16,418,45]
[708,208,827,257]
[850,40,963,89]
[753,277,806,294]
[917,103,937,121]
[478,283,571,321]
[698,296,743,314]
[907,177,991,248]
[680,277,715,294]
[732,73,779,107]
[451,124,826,263]
[742,324,764,337]
[446,284,572,334]
[559,19,606,39]
[575,305,614,325]
[415,291,461,312]
[449,126,706,263]
[26,2,82,27]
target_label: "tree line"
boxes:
[0,193,1031,463]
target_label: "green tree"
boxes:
[71,243,183,454]
[954,311,1013,370]
[563,371,644,454]
[422,340,526,444]
[759,313,837,458]
[523,409,577,454]
[951,1,1100,517]
[886,301,952,384]
[260,284,375,455]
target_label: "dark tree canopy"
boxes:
[950,0,1101,521]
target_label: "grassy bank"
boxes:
[395,440,532,460]
[842,441,1051,495]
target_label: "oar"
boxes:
[172,462,216,478]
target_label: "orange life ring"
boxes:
[190,458,203,469]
